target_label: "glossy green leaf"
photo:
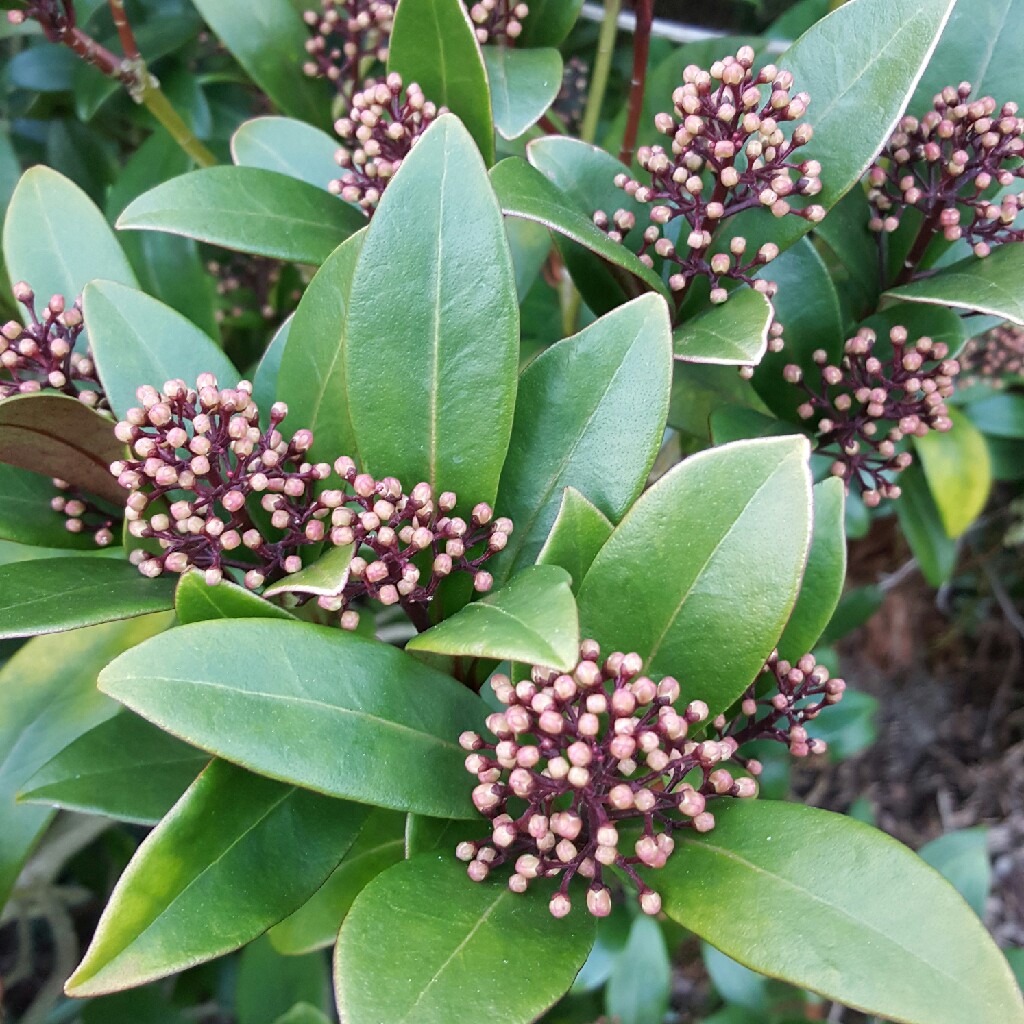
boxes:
[808,688,878,761]
[67,760,365,995]
[493,294,672,580]
[175,570,294,624]
[703,943,782,1015]
[19,711,208,824]
[506,216,552,301]
[190,0,330,128]
[489,156,667,298]
[334,853,596,1024]
[887,244,1024,326]
[254,315,293,421]
[779,477,846,659]
[812,185,880,319]
[269,809,406,955]
[275,230,365,466]
[673,289,774,366]
[2,166,136,305]
[97,619,487,817]
[913,0,1024,111]
[483,46,562,140]
[536,487,614,595]
[571,904,632,994]
[231,117,340,190]
[517,0,583,46]
[407,565,579,670]
[914,408,992,537]
[264,544,354,598]
[237,938,329,1024]
[116,168,364,264]
[387,0,494,163]
[0,392,124,504]
[605,915,672,1024]
[273,1006,331,1024]
[80,985,187,1024]
[0,617,165,907]
[577,437,813,718]
[0,557,175,639]
[652,800,1024,1024]
[966,393,1024,438]
[83,281,237,420]
[895,461,959,586]
[0,463,102,549]
[710,405,794,446]
[918,828,992,919]
[0,539,123,567]
[346,116,518,506]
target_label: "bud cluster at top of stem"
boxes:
[785,326,960,506]
[330,73,446,215]
[0,282,104,406]
[868,83,1024,268]
[458,638,840,918]
[959,324,1024,388]
[467,0,528,45]
[594,47,824,308]
[50,478,117,547]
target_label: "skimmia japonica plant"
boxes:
[1,0,1023,1023]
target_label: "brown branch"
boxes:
[108,0,139,60]
[619,0,653,166]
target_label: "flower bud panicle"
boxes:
[467,0,528,44]
[958,324,1024,388]
[302,0,394,105]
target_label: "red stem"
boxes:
[618,0,654,167]
[108,0,139,60]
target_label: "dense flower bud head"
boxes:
[958,323,1024,387]
[468,0,528,44]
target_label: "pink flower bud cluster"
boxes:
[594,47,824,305]
[6,2,70,41]
[330,74,445,214]
[302,0,394,106]
[712,650,845,761]
[207,255,298,327]
[554,56,589,136]
[959,324,1024,388]
[50,478,116,547]
[868,84,1024,259]
[467,0,528,44]
[111,376,510,626]
[785,327,959,505]
[1,283,103,406]
[458,642,762,919]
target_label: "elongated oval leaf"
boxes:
[345,116,518,506]
[387,0,494,163]
[605,915,672,1024]
[483,47,562,140]
[98,619,487,818]
[537,487,613,594]
[651,800,1024,1024]
[231,117,340,190]
[334,854,596,1024]
[66,760,368,995]
[518,0,584,46]
[176,570,295,624]
[0,463,103,549]
[0,557,175,639]
[407,564,579,670]
[116,168,364,264]
[493,294,671,581]
[577,437,813,718]
[19,711,208,824]
[966,393,1024,439]
[0,392,125,503]
[2,166,136,306]
[263,544,354,598]
[895,461,959,586]
[253,315,293,422]
[673,290,773,366]
[919,827,992,919]
[276,230,366,466]
[84,281,238,420]
[886,243,1024,326]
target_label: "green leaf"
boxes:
[407,564,580,670]
[483,46,562,140]
[190,0,331,129]
[334,853,596,1024]
[116,168,364,264]
[812,185,880,319]
[493,294,671,580]
[703,942,782,1015]
[66,759,366,995]
[536,487,614,594]
[387,0,494,164]
[0,392,124,504]
[0,463,103,549]
[269,809,406,955]
[176,569,295,624]
[807,688,878,761]
[605,915,672,1024]
[914,407,992,537]
[0,557,175,639]
[919,828,992,917]
[232,117,340,190]
[19,711,208,825]
[779,477,846,659]
[577,437,813,718]
[97,619,487,818]
[2,166,136,305]
[517,0,583,46]
[254,315,293,421]
[506,216,552,301]
[275,230,366,467]
[0,617,166,907]
[273,1006,331,1024]
[886,243,1024,326]
[81,985,187,1024]
[264,544,354,598]
[966,393,1024,439]
[237,938,329,1024]
[651,800,1024,1024]
[673,289,774,366]
[913,0,1024,111]
[83,281,237,420]
[345,116,518,506]
[895,461,959,586]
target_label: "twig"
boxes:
[107,0,138,60]
[579,0,621,145]
[619,0,653,166]
[981,558,1024,640]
